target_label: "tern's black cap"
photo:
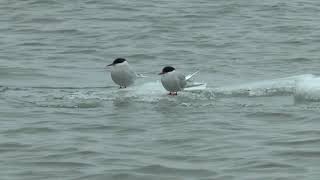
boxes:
[113,58,126,64]
[162,66,175,73]
[108,58,126,66]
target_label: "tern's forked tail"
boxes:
[185,70,199,81]
[184,70,207,89]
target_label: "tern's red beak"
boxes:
[106,63,113,67]
[158,72,164,75]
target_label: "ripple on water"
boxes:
[225,159,306,177]
[245,111,296,119]
[0,142,32,153]
[135,164,216,178]
[0,86,8,92]
[41,150,103,161]
[70,124,146,134]
[77,172,173,180]
[274,150,320,158]
[23,161,94,168]
[2,127,57,135]
[267,138,320,146]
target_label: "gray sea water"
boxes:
[1,0,320,179]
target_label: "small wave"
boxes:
[59,49,98,54]
[127,54,157,60]
[48,29,83,34]
[24,161,94,168]
[42,150,104,160]
[246,112,295,119]
[295,76,320,102]
[226,159,306,176]
[0,142,32,152]
[267,138,320,146]
[252,162,296,169]
[2,127,57,135]
[17,42,48,46]
[27,17,63,24]
[28,0,61,5]
[135,164,216,177]
[275,150,320,158]
[70,124,146,134]
[0,86,8,92]
[14,28,84,35]
[291,130,320,136]
[28,86,112,90]
[214,74,314,97]
[283,57,312,62]
[77,172,165,180]
[156,137,199,145]
[159,154,201,161]
[71,125,120,132]
[32,101,103,109]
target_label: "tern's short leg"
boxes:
[168,92,178,95]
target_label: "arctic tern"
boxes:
[107,58,137,88]
[159,66,199,95]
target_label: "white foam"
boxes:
[106,81,166,102]
[123,81,208,94]
[67,74,318,102]
[124,81,166,95]
[9,74,320,107]
[213,74,315,97]
[295,76,320,101]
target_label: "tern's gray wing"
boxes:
[128,66,138,78]
[177,73,187,89]
[124,66,137,84]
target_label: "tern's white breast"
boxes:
[110,62,136,87]
[161,71,186,92]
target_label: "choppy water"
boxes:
[1,0,320,179]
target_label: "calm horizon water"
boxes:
[1,0,320,179]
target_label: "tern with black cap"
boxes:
[107,58,137,88]
[159,66,199,95]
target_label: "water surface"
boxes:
[1,0,320,179]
